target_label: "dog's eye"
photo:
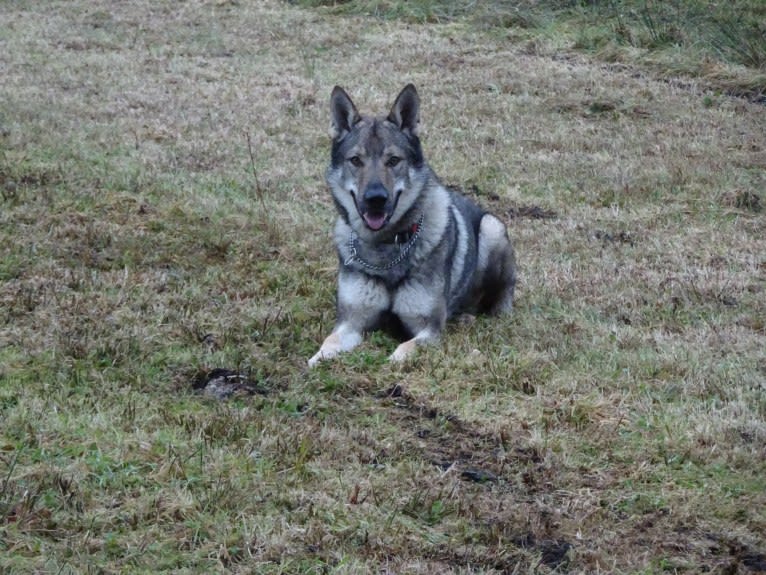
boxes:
[385,156,401,168]
[348,156,363,168]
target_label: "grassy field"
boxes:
[1,0,765,573]
[294,0,766,101]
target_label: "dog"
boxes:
[308,84,516,367]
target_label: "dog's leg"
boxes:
[389,327,439,362]
[308,322,363,367]
[308,271,389,367]
[389,283,446,363]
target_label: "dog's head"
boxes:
[326,84,427,234]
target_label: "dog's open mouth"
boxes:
[362,211,388,231]
[355,190,401,232]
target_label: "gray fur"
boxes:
[309,85,516,366]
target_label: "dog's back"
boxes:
[443,188,516,317]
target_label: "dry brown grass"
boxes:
[1,1,765,573]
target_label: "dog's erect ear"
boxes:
[387,84,420,136]
[330,86,361,140]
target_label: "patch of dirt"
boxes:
[585,99,618,115]
[593,229,635,246]
[449,183,501,203]
[376,384,542,484]
[722,189,763,213]
[191,368,270,400]
[425,535,573,571]
[705,533,766,573]
[448,184,558,220]
[507,204,558,220]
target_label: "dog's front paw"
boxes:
[308,349,334,368]
[389,339,418,363]
[309,326,364,368]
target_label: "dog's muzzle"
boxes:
[359,183,391,231]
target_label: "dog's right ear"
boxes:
[330,86,360,140]
[387,84,420,137]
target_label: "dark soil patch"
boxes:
[191,368,270,399]
[377,384,542,484]
[447,184,558,220]
[524,536,573,569]
[594,229,635,246]
[425,534,572,571]
[721,189,763,213]
[707,533,766,573]
[450,184,501,203]
[507,204,558,220]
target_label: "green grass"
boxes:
[1,0,765,573]
[292,0,766,99]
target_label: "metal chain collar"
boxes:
[344,214,424,272]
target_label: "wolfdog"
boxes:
[308,84,516,366]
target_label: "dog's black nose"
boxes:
[363,183,388,207]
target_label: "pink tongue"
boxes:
[363,213,387,230]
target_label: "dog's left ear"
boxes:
[387,84,420,137]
